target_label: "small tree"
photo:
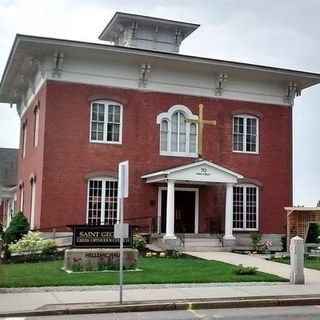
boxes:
[306,200,320,243]
[250,232,262,251]
[0,222,3,237]
[3,212,30,245]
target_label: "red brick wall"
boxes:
[18,80,292,234]
[16,83,47,229]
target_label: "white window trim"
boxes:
[22,125,27,158]
[20,185,24,212]
[86,176,118,225]
[34,107,40,147]
[233,184,259,231]
[232,114,259,154]
[157,186,199,234]
[89,100,123,145]
[157,105,198,158]
[30,180,36,230]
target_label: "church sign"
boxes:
[69,225,133,248]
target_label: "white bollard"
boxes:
[290,236,305,284]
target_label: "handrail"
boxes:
[176,233,185,247]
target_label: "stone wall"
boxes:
[64,248,138,272]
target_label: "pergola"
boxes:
[285,207,320,251]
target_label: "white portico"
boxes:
[142,160,244,247]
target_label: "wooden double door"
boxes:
[160,190,195,233]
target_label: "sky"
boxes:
[0,0,319,206]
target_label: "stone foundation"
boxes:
[64,248,138,272]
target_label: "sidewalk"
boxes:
[1,253,320,317]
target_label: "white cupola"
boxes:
[99,12,200,54]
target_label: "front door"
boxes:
[161,190,195,233]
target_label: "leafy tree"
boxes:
[306,223,320,243]
[306,201,320,243]
[3,212,30,245]
[0,222,3,237]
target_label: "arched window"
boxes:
[233,114,259,153]
[90,100,123,144]
[157,105,198,157]
[233,184,259,230]
[87,177,118,225]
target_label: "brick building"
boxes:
[1,13,320,249]
[0,148,18,228]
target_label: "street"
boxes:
[2,305,320,320]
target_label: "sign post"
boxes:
[116,160,129,304]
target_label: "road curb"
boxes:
[1,296,320,317]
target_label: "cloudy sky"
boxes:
[0,0,319,206]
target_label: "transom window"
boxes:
[157,105,198,157]
[87,178,118,225]
[233,185,258,230]
[90,101,122,144]
[233,115,259,153]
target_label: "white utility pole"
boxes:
[116,160,129,304]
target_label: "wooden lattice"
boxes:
[286,208,320,251]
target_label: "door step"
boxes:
[178,234,227,252]
[181,246,231,252]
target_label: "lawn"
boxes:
[273,257,320,271]
[0,258,287,288]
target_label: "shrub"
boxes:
[8,231,57,256]
[256,241,272,254]
[133,234,147,253]
[72,262,83,272]
[234,264,258,275]
[41,239,58,255]
[306,223,320,243]
[4,212,29,244]
[250,232,262,251]
[281,235,287,252]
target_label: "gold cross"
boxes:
[185,104,217,158]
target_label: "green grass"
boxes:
[0,258,287,288]
[274,257,320,271]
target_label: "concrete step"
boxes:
[183,241,221,247]
[181,233,221,239]
[181,246,231,252]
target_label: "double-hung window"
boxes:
[90,101,122,144]
[233,115,258,153]
[157,105,198,157]
[233,185,259,230]
[87,177,118,225]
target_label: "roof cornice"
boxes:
[6,34,320,81]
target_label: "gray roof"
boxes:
[0,148,18,187]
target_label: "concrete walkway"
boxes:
[185,252,320,284]
[1,253,320,317]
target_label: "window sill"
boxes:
[90,140,122,145]
[160,152,198,158]
[232,150,259,155]
[233,228,259,231]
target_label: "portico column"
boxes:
[164,180,176,239]
[223,183,235,246]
